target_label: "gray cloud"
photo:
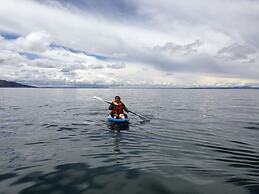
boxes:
[29,59,56,69]
[153,40,203,55]
[60,68,70,73]
[88,63,104,69]
[134,53,220,74]
[217,43,257,61]
[107,63,126,69]
[61,71,77,77]
[136,0,259,48]
[60,64,87,72]
[124,45,259,80]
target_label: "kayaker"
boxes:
[109,96,129,119]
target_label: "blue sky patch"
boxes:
[50,43,112,61]
[50,43,86,54]
[0,32,20,40]
[19,52,42,60]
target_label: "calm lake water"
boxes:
[0,88,259,194]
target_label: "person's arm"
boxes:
[109,103,115,110]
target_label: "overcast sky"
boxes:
[0,0,259,87]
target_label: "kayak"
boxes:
[107,115,129,130]
[107,115,129,123]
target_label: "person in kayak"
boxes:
[109,96,129,119]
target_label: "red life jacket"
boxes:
[111,100,124,115]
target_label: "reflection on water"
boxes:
[0,88,259,194]
[107,121,129,131]
[0,162,251,194]
[111,130,121,152]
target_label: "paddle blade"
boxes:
[93,96,112,104]
[93,96,103,101]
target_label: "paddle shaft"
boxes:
[128,110,149,120]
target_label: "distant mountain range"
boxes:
[0,80,36,88]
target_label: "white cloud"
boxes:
[15,31,51,52]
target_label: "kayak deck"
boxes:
[107,115,129,123]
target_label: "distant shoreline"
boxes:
[1,87,259,90]
[0,80,36,88]
[1,80,259,89]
